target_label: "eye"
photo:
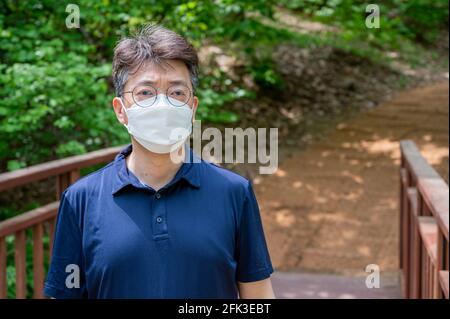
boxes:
[139,89,155,96]
[166,84,191,106]
[171,90,186,97]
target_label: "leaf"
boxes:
[7,160,26,171]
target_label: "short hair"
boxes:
[112,24,199,96]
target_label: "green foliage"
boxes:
[0,0,447,172]
[0,61,123,167]
[280,0,448,47]
[0,0,280,171]
[248,53,285,91]
[195,68,257,123]
[397,0,449,43]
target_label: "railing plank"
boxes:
[399,167,407,271]
[439,271,449,299]
[0,145,124,192]
[400,140,440,182]
[14,230,26,299]
[0,202,59,238]
[408,188,420,298]
[48,217,56,264]
[33,224,44,299]
[418,216,438,265]
[418,177,449,241]
[0,237,7,298]
[407,188,418,216]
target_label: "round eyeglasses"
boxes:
[121,84,193,108]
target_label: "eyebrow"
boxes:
[135,79,190,87]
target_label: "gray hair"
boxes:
[112,24,199,96]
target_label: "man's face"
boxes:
[113,59,198,126]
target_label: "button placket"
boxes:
[152,191,168,240]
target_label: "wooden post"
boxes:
[56,169,80,200]
[33,223,44,299]
[0,236,7,298]
[14,230,27,299]
[55,172,70,200]
[48,217,56,264]
[400,168,409,297]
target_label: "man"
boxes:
[44,25,275,299]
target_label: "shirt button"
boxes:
[155,193,161,199]
[156,216,163,223]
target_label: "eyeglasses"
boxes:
[121,84,193,108]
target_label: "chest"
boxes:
[81,190,238,270]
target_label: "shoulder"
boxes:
[199,159,252,198]
[198,161,261,227]
[62,160,116,204]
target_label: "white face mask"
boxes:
[121,94,194,154]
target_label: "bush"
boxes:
[0,0,278,171]
[279,0,449,46]
[0,0,447,171]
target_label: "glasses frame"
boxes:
[121,84,193,108]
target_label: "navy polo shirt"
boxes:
[44,144,273,299]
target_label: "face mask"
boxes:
[121,94,193,154]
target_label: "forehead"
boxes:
[125,60,190,89]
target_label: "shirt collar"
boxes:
[111,144,201,195]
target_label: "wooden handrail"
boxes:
[400,140,449,299]
[0,145,125,298]
[0,145,124,192]
[0,202,59,238]
[418,178,449,241]
[400,140,440,181]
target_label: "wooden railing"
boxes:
[400,140,449,299]
[0,145,124,298]
[1,140,447,298]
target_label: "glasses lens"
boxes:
[167,84,191,107]
[132,85,157,107]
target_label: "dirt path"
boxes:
[255,81,449,276]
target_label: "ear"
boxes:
[112,97,128,125]
[191,95,199,123]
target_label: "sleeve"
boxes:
[43,190,87,298]
[235,181,274,283]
